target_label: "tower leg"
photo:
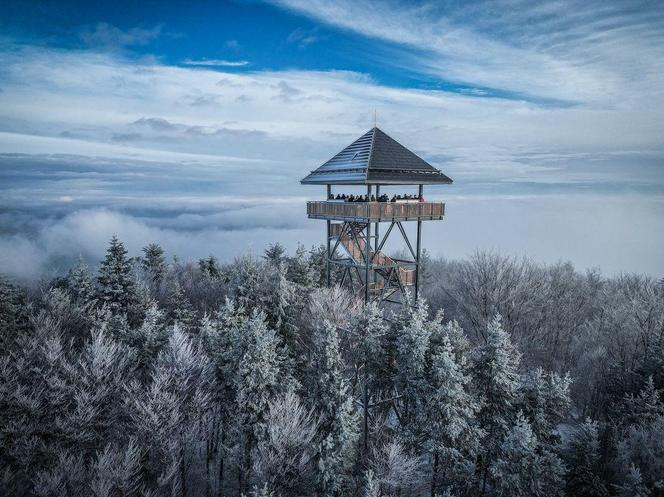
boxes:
[326,184,331,287]
[415,184,423,301]
[365,185,372,303]
[374,185,380,289]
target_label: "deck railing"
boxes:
[306,201,444,220]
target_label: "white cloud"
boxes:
[182,58,250,67]
[79,22,162,49]
[268,0,664,105]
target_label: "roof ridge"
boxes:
[366,127,377,183]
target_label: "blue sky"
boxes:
[1,0,663,278]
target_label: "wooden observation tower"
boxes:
[301,127,452,304]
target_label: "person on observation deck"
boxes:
[419,194,425,203]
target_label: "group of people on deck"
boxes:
[329,193,425,203]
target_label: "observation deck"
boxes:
[306,200,445,222]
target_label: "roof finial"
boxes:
[374,108,377,128]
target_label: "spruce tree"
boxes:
[519,368,572,448]
[313,321,359,496]
[350,303,388,456]
[565,418,609,497]
[168,282,196,332]
[199,298,248,491]
[425,335,481,496]
[490,412,565,497]
[199,255,221,279]
[236,311,282,494]
[0,276,30,349]
[287,243,317,288]
[394,299,431,444]
[97,236,135,313]
[141,243,167,284]
[470,315,521,494]
[67,255,96,306]
[614,464,650,497]
[263,243,286,265]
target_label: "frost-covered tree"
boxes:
[565,418,609,497]
[263,243,286,265]
[313,321,359,496]
[348,303,388,455]
[254,391,318,496]
[519,368,572,448]
[168,282,196,332]
[60,329,135,453]
[66,256,96,306]
[490,412,565,497]
[130,327,212,496]
[97,236,135,313]
[199,298,248,492]
[263,261,296,339]
[621,377,663,425]
[470,315,521,494]
[123,302,169,377]
[287,243,317,289]
[236,311,283,494]
[394,299,431,444]
[424,334,481,496]
[363,469,380,497]
[142,243,167,284]
[0,275,30,349]
[234,255,263,312]
[615,415,664,495]
[199,255,221,279]
[614,464,650,497]
[369,439,423,497]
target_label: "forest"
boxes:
[1,237,663,497]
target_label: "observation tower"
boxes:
[301,127,452,304]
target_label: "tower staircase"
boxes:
[331,222,415,298]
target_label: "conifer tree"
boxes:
[287,243,317,288]
[263,243,286,265]
[234,255,263,312]
[199,298,248,492]
[621,376,663,425]
[168,282,196,332]
[565,418,609,497]
[470,315,521,494]
[350,303,388,455]
[199,255,221,279]
[236,311,282,494]
[66,256,96,306]
[97,236,135,313]
[313,321,359,496]
[394,299,431,443]
[425,335,482,496]
[614,464,650,497]
[519,368,572,448]
[141,243,167,283]
[490,413,565,497]
[0,275,30,349]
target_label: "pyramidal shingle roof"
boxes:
[301,127,453,185]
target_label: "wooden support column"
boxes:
[326,184,331,287]
[415,184,423,301]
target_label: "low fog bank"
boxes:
[1,193,663,281]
